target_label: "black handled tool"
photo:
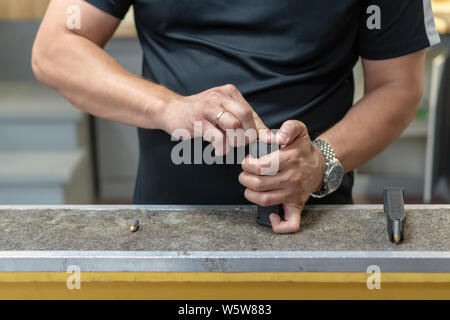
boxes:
[253,141,284,228]
[384,187,406,244]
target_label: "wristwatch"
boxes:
[310,139,344,198]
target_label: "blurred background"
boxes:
[0,0,449,205]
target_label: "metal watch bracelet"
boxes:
[310,139,343,198]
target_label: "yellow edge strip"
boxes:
[1,272,450,283]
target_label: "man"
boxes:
[32,0,440,233]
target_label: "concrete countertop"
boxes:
[0,205,449,251]
[0,205,449,272]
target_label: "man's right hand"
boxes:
[161,84,272,156]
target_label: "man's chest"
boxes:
[133,0,361,36]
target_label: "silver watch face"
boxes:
[326,160,344,194]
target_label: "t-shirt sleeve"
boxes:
[84,0,134,19]
[358,0,440,60]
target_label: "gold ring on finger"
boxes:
[215,110,226,126]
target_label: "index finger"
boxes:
[228,89,273,143]
[241,152,280,175]
[216,84,273,142]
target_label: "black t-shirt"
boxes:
[85,0,439,205]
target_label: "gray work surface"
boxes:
[1,205,449,273]
[0,205,449,251]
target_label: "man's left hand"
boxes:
[239,120,326,234]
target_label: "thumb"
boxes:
[276,120,309,146]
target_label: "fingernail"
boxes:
[276,130,288,144]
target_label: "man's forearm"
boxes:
[317,82,422,173]
[32,30,178,130]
